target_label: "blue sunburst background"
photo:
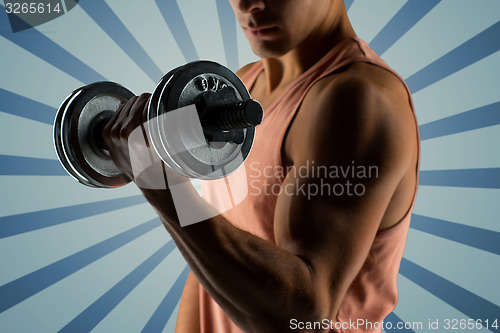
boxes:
[1,0,499,332]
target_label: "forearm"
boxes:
[142,188,324,332]
[171,217,320,332]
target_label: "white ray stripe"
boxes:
[177,0,225,65]
[35,3,152,89]
[103,0,186,88]
[0,176,141,217]
[404,229,500,307]
[0,38,83,107]
[394,275,485,332]
[92,250,185,333]
[383,0,500,79]
[413,186,500,233]
[0,206,158,285]
[0,229,167,332]
[413,51,500,124]
[349,0,406,44]
[0,112,55,159]
[420,125,500,170]
[61,0,68,13]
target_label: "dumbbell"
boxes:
[53,61,264,188]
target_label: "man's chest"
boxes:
[248,73,295,112]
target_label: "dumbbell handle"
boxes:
[200,99,263,132]
[88,110,114,157]
[88,97,263,157]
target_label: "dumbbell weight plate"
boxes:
[54,82,135,188]
[149,61,254,180]
[147,64,186,174]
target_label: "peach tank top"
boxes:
[199,37,420,333]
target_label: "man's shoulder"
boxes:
[287,61,416,162]
[299,62,413,131]
[308,62,409,112]
[236,62,259,78]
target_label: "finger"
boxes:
[103,96,137,136]
[122,93,151,137]
[127,93,150,125]
[142,93,152,124]
[115,96,137,125]
[141,94,153,146]
[111,96,139,140]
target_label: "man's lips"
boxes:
[245,26,278,37]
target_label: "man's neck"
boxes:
[261,8,356,93]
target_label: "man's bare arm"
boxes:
[103,69,417,332]
[140,71,417,332]
[274,71,418,319]
[173,64,258,332]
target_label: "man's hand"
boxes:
[101,92,215,226]
[102,93,152,182]
[101,92,180,221]
[102,92,184,192]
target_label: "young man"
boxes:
[103,0,419,332]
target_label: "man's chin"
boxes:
[250,40,292,59]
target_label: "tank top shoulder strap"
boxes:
[238,38,371,97]
[238,38,420,233]
[316,37,421,236]
[239,61,264,92]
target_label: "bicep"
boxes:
[273,165,392,313]
[273,77,415,314]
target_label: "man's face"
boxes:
[229,0,333,58]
